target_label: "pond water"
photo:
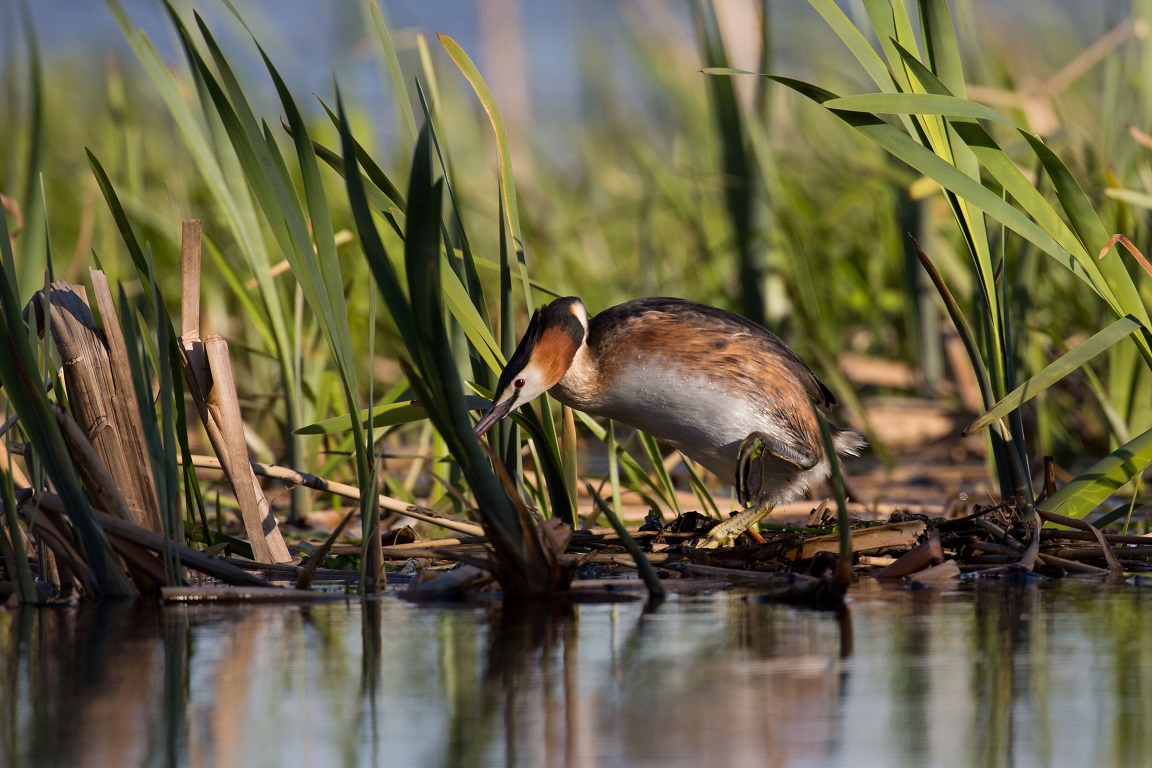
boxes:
[3,579,1151,767]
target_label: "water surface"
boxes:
[3,580,1150,767]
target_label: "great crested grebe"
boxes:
[474,297,863,531]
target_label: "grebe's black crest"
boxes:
[476,297,587,436]
[494,297,585,396]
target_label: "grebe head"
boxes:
[474,297,588,437]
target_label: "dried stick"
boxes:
[185,453,486,537]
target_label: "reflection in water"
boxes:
[3,582,1152,766]
[0,600,166,767]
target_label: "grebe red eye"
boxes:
[514,378,526,389]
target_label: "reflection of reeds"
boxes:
[0,602,165,765]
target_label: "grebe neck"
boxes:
[549,342,601,410]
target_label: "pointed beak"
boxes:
[474,395,518,437]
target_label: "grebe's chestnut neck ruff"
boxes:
[475,296,863,506]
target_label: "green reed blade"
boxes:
[966,315,1145,435]
[2,459,38,604]
[637,432,683,519]
[862,0,914,93]
[414,81,491,332]
[1040,425,1152,520]
[439,33,534,311]
[14,1,45,294]
[369,0,417,144]
[401,122,531,580]
[766,76,1090,278]
[920,0,966,97]
[823,93,1018,124]
[317,99,408,210]
[573,410,676,513]
[805,0,897,93]
[506,405,575,526]
[1107,188,1152,209]
[438,254,504,372]
[693,0,764,325]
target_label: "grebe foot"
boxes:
[691,500,775,549]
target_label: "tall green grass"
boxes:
[710,0,1152,518]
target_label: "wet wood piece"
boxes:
[1048,545,1152,562]
[1038,509,1124,575]
[936,505,998,530]
[962,554,1020,565]
[1017,517,1042,572]
[584,552,677,566]
[219,557,358,581]
[906,560,961,583]
[872,530,943,578]
[974,517,1025,550]
[965,540,1025,556]
[376,546,489,562]
[857,555,897,567]
[783,520,926,561]
[662,562,810,585]
[404,565,494,598]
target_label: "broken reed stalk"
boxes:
[52,403,134,523]
[180,220,202,341]
[32,281,162,532]
[16,499,102,595]
[206,336,291,563]
[90,267,163,530]
[178,220,290,565]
